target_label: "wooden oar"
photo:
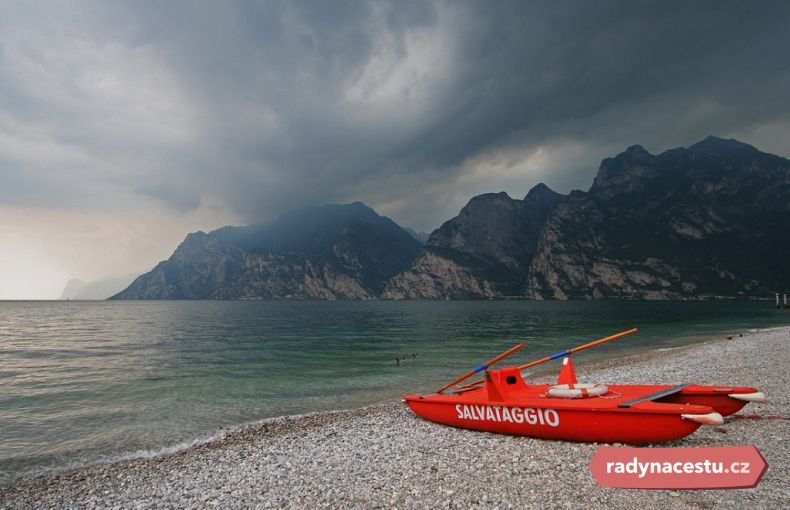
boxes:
[517,327,638,371]
[435,342,525,394]
[454,328,639,392]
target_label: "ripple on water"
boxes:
[0,300,787,481]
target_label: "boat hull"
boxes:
[656,385,760,416]
[404,397,703,444]
[404,358,764,444]
[403,375,763,444]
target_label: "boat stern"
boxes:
[681,411,724,426]
[728,391,766,402]
[657,385,767,416]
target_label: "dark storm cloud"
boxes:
[384,2,790,170]
[1,0,789,229]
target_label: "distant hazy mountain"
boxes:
[111,202,422,299]
[59,273,140,300]
[404,228,430,244]
[384,136,790,299]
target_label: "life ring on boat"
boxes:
[548,383,609,399]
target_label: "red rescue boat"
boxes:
[403,329,766,444]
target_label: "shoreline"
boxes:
[1,326,788,508]
[0,326,761,485]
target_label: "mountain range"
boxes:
[112,136,790,300]
[113,202,422,299]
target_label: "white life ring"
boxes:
[548,383,609,399]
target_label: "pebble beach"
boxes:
[1,327,788,509]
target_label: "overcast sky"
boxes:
[1,0,789,298]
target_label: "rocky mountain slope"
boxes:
[384,136,790,299]
[525,137,790,299]
[113,136,790,300]
[381,184,561,298]
[111,203,422,299]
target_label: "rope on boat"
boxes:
[598,389,622,400]
[730,413,790,420]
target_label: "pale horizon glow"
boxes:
[0,203,241,300]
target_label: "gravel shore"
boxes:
[2,327,788,509]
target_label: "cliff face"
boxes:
[385,137,790,300]
[381,184,562,298]
[526,137,790,299]
[112,203,422,300]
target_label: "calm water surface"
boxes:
[1,300,787,481]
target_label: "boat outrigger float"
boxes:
[403,328,766,444]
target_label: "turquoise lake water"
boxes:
[0,300,788,481]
